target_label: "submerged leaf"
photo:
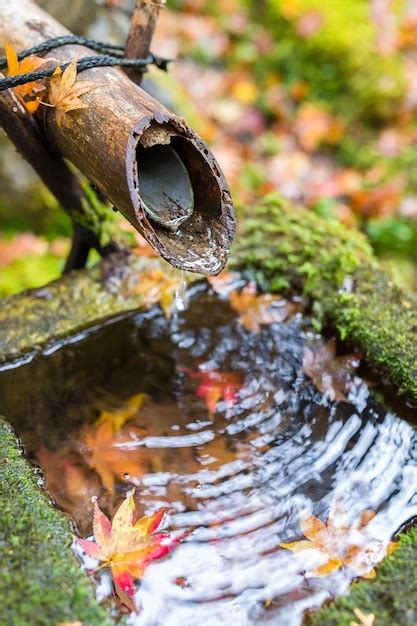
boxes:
[189,369,242,414]
[95,393,149,433]
[80,420,146,492]
[303,339,360,401]
[229,281,295,333]
[35,446,100,533]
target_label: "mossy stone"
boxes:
[0,419,112,626]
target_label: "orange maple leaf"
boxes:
[77,493,188,607]
[294,102,344,152]
[46,57,100,128]
[5,41,48,112]
[125,269,182,318]
[207,271,239,297]
[189,369,242,414]
[80,420,146,492]
[229,281,295,333]
[281,503,397,579]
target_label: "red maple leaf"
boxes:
[77,493,189,609]
[189,369,242,414]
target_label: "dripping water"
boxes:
[173,270,189,313]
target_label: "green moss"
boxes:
[0,171,72,239]
[0,254,64,298]
[308,525,417,626]
[366,217,417,260]
[0,418,112,626]
[232,194,417,399]
[0,254,194,365]
[74,182,120,248]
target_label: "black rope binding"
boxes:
[0,35,172,92]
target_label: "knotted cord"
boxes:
[0,35,172,91]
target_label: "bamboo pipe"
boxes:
[0,0,235,275]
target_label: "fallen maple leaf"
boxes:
[77,492,188,607]
[189,369,242,414]
[350,608,375,626]
[47,57,99,128]
[57,622,83,626]
[281,502,397,579]
[95,393,149,433]
[303,339,360,402]
[207,271,240,297]
[125,269,181,318]
[80,420,146,492]
[351,177,404,219]
[229,281,295,333]
[5,41,47,112]
[294,102,344,152]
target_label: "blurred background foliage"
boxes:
[0,0,416,295]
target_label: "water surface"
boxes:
[0,280,415,626]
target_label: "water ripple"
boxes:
[1,282,415,626]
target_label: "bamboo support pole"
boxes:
[0,0,235,275]
[0,83,116,271]
[125,0,166,85]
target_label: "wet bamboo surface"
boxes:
[0,0,234,274]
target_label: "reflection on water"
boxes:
[0,280,416,626]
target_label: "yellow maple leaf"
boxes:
[126,269,181,318]
[231,78,258,105]
[5,41,47,112]
[77,492,188,608]
[350,608,375,626]
[281,502,397,579]
[47,57,100,128]
[95,393,149,433]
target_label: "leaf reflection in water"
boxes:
[1,280,415,625]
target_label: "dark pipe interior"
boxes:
[170,135,222,221]
[137,143,194,230]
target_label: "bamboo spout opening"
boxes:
[133,122,233,276]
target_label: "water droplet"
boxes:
[174,270,189,312]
